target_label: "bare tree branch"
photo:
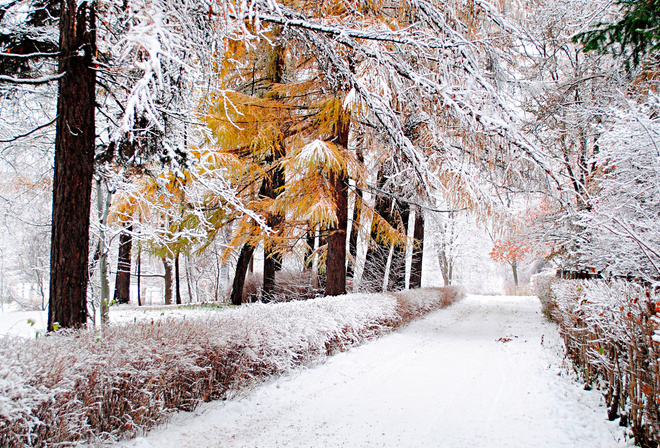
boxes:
[0,52,60,59]
[0,118,57,143]
[0,72,65,85]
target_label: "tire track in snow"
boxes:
[118,295,629,448]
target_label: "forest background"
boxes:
[0,0,659,327]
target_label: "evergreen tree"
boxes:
[576,0,660,67]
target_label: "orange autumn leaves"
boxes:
[489,238,533,265]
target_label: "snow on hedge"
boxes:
[542,279,660,447]
[0,287,463,447]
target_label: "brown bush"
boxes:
[242,270,323,303]
[548,280,660,448]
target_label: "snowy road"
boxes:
[120,295,628,448]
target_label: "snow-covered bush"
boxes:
[547,280,660,447]
[576,100,660,284]
[531,271,556,316]
[0,288,463,447]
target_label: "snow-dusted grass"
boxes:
[0,286,464,447]
[544,279,660,447]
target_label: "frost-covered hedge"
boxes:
[0,287,464,447]
[544,279,660,447]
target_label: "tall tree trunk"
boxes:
[325,112,350,297]
[231,244,255,305]
[382,243,395,292]
[263,158,284,301]
[213,241,222,301]
[113,224,132,304]
[231,160,277,303]
[409,209,424,289]
[186,255,195,303]
[387,201,409,292]
[263,245,277,302]
[439,249,451,286]
[162,257,174,305]
[304,228,316,271]
[352,188,375,292]
[512,257,519,286]
[48,0,96,331]
[362,170,392,292]
[262,42,285,300]
[136,244,142,306]
[96,179,111,325]
[346,185,359,278]
[326,171,348,296]
[175,253,182,304]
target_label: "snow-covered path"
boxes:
[120,295,627,448]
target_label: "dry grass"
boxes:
[242,270,323,303]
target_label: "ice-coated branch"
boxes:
[0,72,65,85]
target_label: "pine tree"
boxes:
[48,0,97,330]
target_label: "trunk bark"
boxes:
[48,0,97,331]
[387,201,409,292]
[326,171,348,296]
[362,171,392,292]
[174,254,182,304]
[263,159,284,300]
[263,247,277,302]
[325,111,350,297]
[186,256,195,303]
[136,245,142,306]
[383,243,395,292]
[230,244,256,305]
[352,187,375,292]
[113,224,132,304]
[162,257,174,305]
[512,257,519,286]
[96,179,111,325]
[439,249,451,286]
[262,42,285,300]
[346,185,359,278]
[409,210,424,289]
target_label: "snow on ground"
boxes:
[0,307,47,339]
[0,303,228,339]
[115,295,629,448]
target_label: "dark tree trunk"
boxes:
[162,257,174,305]
[263,151,284,301]
[409,210,424,289]
[304,229,316,270]
[263,251,276,302]
[185,256,195,303]
[325,113,350,297]
[262,43,285,300]
[346,196,359,278]
[387,201,409,292]
[136,245,142,306]
[48,0,96,331]
[175,253,182,304]
[231,244,255,305]
[326,171,348,296]
[113,225,132,304]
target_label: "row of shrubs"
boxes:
[0,286,464,447]
[535,276,660,448]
